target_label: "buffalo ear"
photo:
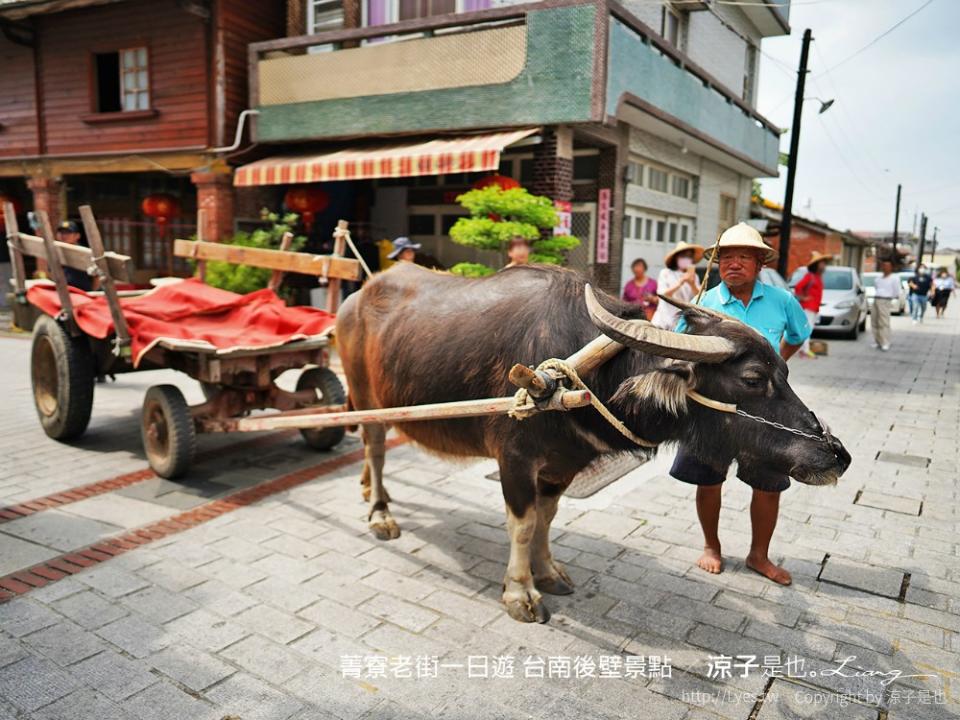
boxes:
[613,361,695,417]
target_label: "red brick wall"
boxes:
[766,227,844,276]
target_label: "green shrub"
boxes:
[200,211,305,296]
[449,186,580,273]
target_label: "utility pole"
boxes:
[915,214,927,271]
[930,226,938,264]
[778,28,812,278]
[891,183,901,269]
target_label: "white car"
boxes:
[862,272,907,315]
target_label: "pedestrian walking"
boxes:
[793,251,832,358]
[908,264,933,324]
[650,242,703,330]
[622,258,658,319]
[671,223,810,587]
[931,268,955,319]
[871,259,899,350]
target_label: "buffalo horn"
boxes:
[584,285,736,363]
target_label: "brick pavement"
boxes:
[0,311,957,719]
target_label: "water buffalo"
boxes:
[335,263,849,622]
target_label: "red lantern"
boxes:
[284,186,329,232]
[0,193,23,232]
[472,174,520,191]
[141,193,181,232]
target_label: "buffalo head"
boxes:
[584,285,850,486]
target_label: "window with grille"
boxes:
[671,176,690,200]
[719,194,737,236]
[94,47,148,113]
[661,6,684,50]
[648,168,669,193]
[366,0,481,25]
[309,0,345,32]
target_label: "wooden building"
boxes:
[0,0,283,280]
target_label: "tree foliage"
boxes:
[200,211,306,296]
[448,186,580,276]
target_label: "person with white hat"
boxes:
[793,250,834,358]
[650,241,704,330]
[671,222,811,587]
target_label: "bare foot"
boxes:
[696,546,724,574]
[745,554,792,585]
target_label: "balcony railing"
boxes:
[248,0,781,172]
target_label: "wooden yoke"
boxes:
[79,205,131,353]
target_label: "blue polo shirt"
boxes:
[678,281,811,350]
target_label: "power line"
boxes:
[815,0,936,75]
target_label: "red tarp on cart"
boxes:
[27,278,337,366]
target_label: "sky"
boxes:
[755,0,960,249]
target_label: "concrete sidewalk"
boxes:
[0,310,957,720]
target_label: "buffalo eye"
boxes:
[742,375,765,389]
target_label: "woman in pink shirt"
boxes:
[622,258,658,319]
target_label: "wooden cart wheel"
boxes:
[296,367,346,451]
[141,385,196,479]
[30,315,95,440]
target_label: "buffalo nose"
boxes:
[829,435,851,475]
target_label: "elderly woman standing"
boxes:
[621,258,658,319]
[651,242,704,329]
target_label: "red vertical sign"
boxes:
[596,188,611,263]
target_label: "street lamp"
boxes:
[806,96,834,114]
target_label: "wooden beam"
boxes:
[36,211,79,336]
[3,202,27,297]
[79,205,130,350]
[173,239,361,281]
[268,231,294,292]
[14,231,135,282]
[326,220,348,312]
[233,390,593,432]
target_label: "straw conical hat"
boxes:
[711,223,778,264]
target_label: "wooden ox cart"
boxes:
[4,202,361,479]
[5,201,629,487]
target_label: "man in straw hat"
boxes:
[650,241,704,330]
[793,250,833,358]
[672,222,811,586]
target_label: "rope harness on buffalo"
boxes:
[509,357,829,449]
[509,358,658,448]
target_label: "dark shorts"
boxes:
[670,448,790,493]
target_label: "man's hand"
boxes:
[780,340,803,361]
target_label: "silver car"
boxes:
[816,267,869,339]
[790,266,868,339]
[863,272,907,315]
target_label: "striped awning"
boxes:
[233,129,538,187]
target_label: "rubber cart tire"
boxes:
[296,367,346,451]
[31,315,95,440]
[142,384,196,479]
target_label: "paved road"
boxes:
[0,310,957,720]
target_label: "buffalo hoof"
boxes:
[535,574,575,596]
[503,589,551,624]
[535,560,574,595]
[369,511,401,541]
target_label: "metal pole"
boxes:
[914,213,927,270]
[778,28,812,279]
[891,183,901,269]
[930,226,938,265]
